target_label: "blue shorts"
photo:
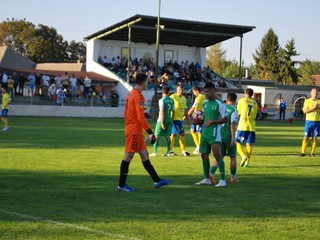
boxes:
[172,120,185,135]
[190,123,202,133]
[1,109,8,117]
[304,120,320,138]
[236,130,255,144]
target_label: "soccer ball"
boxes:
[191,110,204,125]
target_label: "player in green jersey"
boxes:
[195,82,228,187]
[150,86,175,156]
[211,92,240,183]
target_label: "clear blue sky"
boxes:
[2,0,320,65]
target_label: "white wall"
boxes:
[91,39,206,68]
[10,105,124,118]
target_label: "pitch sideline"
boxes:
[0,209,141,240]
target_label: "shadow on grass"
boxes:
[0,169,319,223]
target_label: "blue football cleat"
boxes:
[117,185,136,192]
[154,179,172,188]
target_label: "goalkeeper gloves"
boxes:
[146,129,156,144]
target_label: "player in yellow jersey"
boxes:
[188,86,205,154]
[235,88,258,167]
[170,84,190,156]
[1,87,12,131]
[300,88,320,157]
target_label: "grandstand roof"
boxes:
[84,14,255,47]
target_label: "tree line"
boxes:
[0,18,86,63]
[206,28,320,85]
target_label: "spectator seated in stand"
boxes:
[97,54,230,90]
[258,104,268,120]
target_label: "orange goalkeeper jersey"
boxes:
[124,88,151,135]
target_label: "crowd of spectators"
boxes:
[0,71,85,99]
[0,71,117,106]
[97,55,228,91]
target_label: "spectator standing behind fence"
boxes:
[55,73,62,88]
[48,83,57,101]
[279,98,286,120]
[61,72,69,89]
[35,73,42,95]
[69,74,78,97]
[27,72,36,96]
[78,76,84,97]
[41,75,50,97]
[56,86,66,106]
[1,71,8,88]
[18,73,26,95]
[7,75,14,97]
[13,72,19,96]
[83,75,91,98]
[111,89,119,107]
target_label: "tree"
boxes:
[253,28,280,81]
[31,24,69,63]
[206,43,226,71]
[219,59,240,79]
[278,39,299,85]
[67,40,86,63]
[297,60,320,85]
[0,18,36,56]
[0,18,86,63]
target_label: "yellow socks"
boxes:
[301,139,308,154]
[236,143,245,158]
[311,139,317,154]
[191,132,200,148]
[170,135,176,151]
[179,135,186,151]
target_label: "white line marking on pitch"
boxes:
[0,209,141,240]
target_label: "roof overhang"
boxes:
[84,14,255,47]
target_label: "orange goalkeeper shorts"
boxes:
[125,134,147,153]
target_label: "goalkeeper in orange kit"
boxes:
[117,73,172,192]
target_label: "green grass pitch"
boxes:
[0,117,319,240]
